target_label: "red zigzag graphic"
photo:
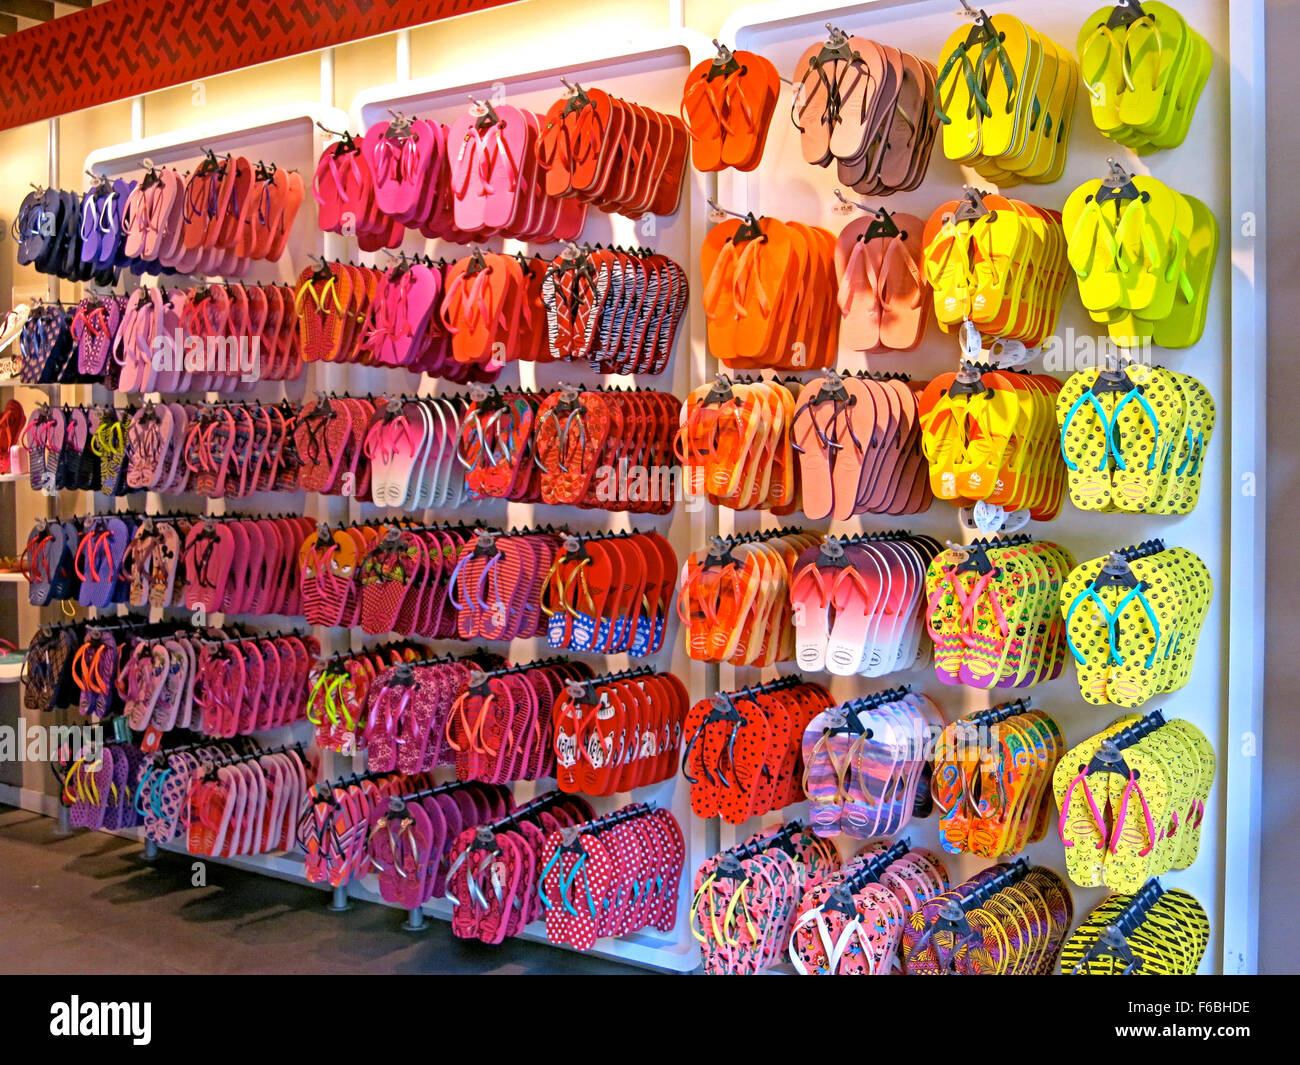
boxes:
[0,0,515,131]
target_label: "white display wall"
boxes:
[1,0,1262,974]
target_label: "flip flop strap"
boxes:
[960,569,1008,635]
[1057,769,1109,848]
[979,33,1018,113]
[1059,389,1114,472]
[1110,387,1161,472]
[731,237,772,317]
[1115,197,1165,273]
[1080,24,1137,96]
[1121,16,1164,92]
[1110,770,1158,856]
[934,42,991,124]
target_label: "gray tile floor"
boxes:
[0,807,646,975]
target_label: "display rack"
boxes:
[710,0,1265,974]
[5,0,1266,975]
[336,27,716,972]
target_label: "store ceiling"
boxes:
[0,1,94,38]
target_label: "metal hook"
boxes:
[706,197,751,221]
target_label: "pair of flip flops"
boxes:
[790,840,951,975]
[1055,710,1214,891]
[0,399,25,475]
[117,516,201,611]
[308,642,427,756]
[703,214,840,370]
[795,370,934,520]
[363,395,472,510]
[111,282,303,394]
[925,536,1077,690]
[298,769,440,888]
[450,660,599,785]
[920,364,1067,518]
[552,669,689,795]
[693,823,840,975]
[57,742,149,832]
[16,302,107,386]
[1060,542,1212,707]
[66,627,127,721]
[932,699,1063,858]
[1064,168,1218,347]
[541,244,688,374]
[1079,1,1211,153]
[22,516,110,606]
[536,83,689,219]
[437,251,532,373]
[792,29,939,195]
[364,782,515,910]
[365,656,568,777]
[1061,879,1209,974]
[678,529,822,667]
[21,621,87,712]
[316,116,587,250]
[922,190,1071,346]
[14,185,124,285]
[0,303,31,358]
[683,680,835,824]
[445,792,598,944]
[678,375,802,514]
[837,207,930,352]
[681,46,780,172]
[134,740,258,846]
[63,626,124,721]
[1057,362,1215,514]
[537,803,685,951]
[297,394,391,500]
[185,746,314,859]
[901,860,1074,974]
[67,515,136,609]
[125,157,303,276]
[463,386,680,514]
[934,12,1080,184]
[300,522,473,635]
[70,294,127,379]
[802,688,945,840]
[117,628,317,738]
[181,514,316,618]
[791,534,942,678]
[541,531,676,658]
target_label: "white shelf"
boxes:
[0,571,27,583]
[0,660,24,683]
